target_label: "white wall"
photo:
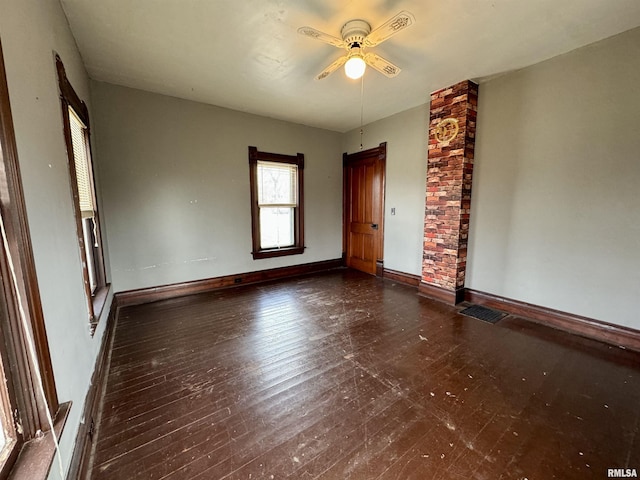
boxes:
[0,0,114,478]
[342,105,429,276]
[91,82,343,292]
[468,27,640,329]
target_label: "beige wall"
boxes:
[91,82,343,292]
[468,27,640,329]
[342,105,429,276]
[0,0,114,477]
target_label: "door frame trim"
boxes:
[342,142,386,275]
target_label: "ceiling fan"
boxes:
[298,11,415,81]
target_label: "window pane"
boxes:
[259,207,294,249]
[257,162,297,206]
[82,217,97,293]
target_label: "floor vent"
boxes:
[459,304,506,324]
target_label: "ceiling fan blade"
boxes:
[364,53,401,78]
[363,11,415,47]
[316,56,348,80]
[298,26,346,48]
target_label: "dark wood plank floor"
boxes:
[88,269,640,479]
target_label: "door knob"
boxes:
[371,223,378,230]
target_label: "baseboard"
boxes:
[465,289,640,352]
[116,258,344,307]
[66,299,118,480]
[418,282,464,304]
[383,268,421,287]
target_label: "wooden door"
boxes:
[343,143,386,275]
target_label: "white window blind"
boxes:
[68,107,95,218]
[257,161,297,207]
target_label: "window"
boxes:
[0,39,63,479]
[248,146,304,259]
[56,56,108,331]
[68,109,100,293]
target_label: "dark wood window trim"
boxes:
[55,55,109,332]
[248,146,305,260]
[0,38,62,479]
[7,402,70,480]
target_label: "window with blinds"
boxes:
[68,108,95,218]
[248,146,304,259]
[68,106,100,295]
[58,54,107,330]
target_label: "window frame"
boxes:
[248,146,305,260]
[56,55,109,333]
[0,39,62,479]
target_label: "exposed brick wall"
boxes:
[422,80,478,298]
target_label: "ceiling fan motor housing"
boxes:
[341,19,371,48]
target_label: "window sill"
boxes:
[8,402,71,480]
[252,246,305,260]
[90,284,111,336]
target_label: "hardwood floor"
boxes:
[88,269,640,479]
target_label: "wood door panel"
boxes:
[348,231,374,259]
[350,161,375,224]
[348,232,375,273]
[350,222,374,234]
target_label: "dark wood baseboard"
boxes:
[383,268,421,287]
[66,299,118,480]
[418,282,464,304]
[116,258,344,307]
[376,260,384,277]
[465,289,640,352]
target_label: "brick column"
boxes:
[419,80,478,304]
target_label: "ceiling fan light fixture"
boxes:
[345,54,366,79]
[299,11,414,81]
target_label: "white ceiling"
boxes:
[60,0,640,132]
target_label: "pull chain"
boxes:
[359,74,364,150]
